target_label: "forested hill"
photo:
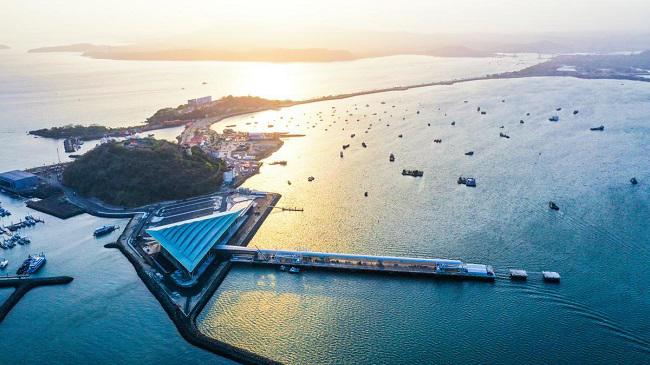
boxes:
[63,141,224,207]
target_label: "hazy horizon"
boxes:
[3,0,650,49]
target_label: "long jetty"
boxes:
[0,275,74,322]
[218,246,496,281]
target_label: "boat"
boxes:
[288,266,301,274]
[549,201,560,211]
[402,169,424,177]
[269,161,287,166]
[307,176,315,182]
[16,253,46,275]
[573,110,579,115]
[350,134,355,138]
[26,253,46,274]
[364,192,368,197]
[267,124,274,128]
[342,144,350,150]
[549,115,559,122]
[389,153,395,162]
[287,180,292,185]
[465,151,474,156]
[226,124,237,128]
[499,133,510,139]
[93,225,119,237]
[0,258,7,269]
[457,176,476,187]
[340,151,344,158]
[630,177,638,185]
[398,134,403,138]
[362,142,367,148]
[590,125,604,131]
[279,265,288,272]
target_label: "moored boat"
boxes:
[93,225,119,237]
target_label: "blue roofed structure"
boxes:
[146,204,250,275]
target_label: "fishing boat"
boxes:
[402,169,424,177]
[93,225,119,237]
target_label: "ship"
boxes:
[402,169,424,177]
[16,253,46,275]
[93,225,119,237]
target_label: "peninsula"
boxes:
[29,95,293,140]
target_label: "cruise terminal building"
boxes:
[146,201,252,286]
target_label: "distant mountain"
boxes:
[426,46,493,57]
[26,31,650,63]
[0,44,10,50]
[28,43,111,53]
[83,47,358,63]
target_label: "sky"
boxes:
[2,0,650,48]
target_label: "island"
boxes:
[62,140,226,207]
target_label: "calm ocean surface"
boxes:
[1,49,648,364]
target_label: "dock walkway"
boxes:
[218,246,496,281]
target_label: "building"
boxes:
[187,96,212,107]
[145,201,253,286]
[223,170,234,184]
[0,170,40,194]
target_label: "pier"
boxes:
[0,275,74,323]
[217,246,496,281]
[270,206,304,212]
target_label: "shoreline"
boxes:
[31,68,650,144]
[106,192,284,365]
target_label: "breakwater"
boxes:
[0,276,74,322]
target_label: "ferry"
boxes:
[16,253,46,275]
[402,169,424,177]
[93,225,119,237]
